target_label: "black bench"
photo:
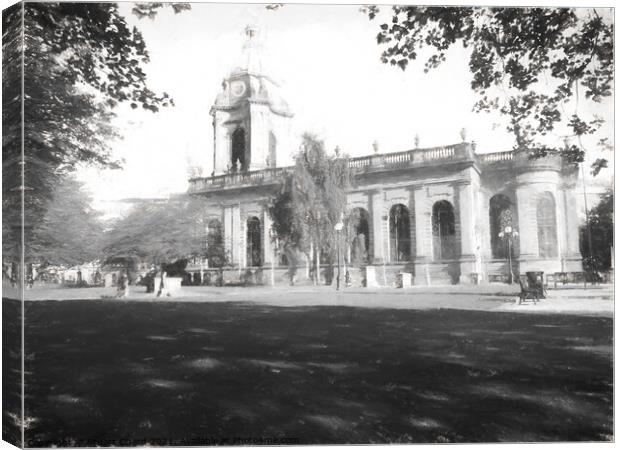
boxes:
[549,272,587,289]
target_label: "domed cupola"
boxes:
[210,25,294,175]
[212,25,292,116]
[230,24,264,76]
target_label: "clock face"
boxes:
[231,80,246,97]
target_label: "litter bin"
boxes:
[526,271,545,299]
[470,273,480,285]
[394,272,412,288]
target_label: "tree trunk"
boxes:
[315,240,320,286]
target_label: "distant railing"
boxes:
[347,143,464,170]
[188,167,290,193]
[419,145,456,160]
[478,150,515,164]
[348,156,372,168]
[189,143,474,193]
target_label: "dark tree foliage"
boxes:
[2,3,24,261]
[268,177,302,253]
[2,2,189,259]
[132,2,191,19]
[269,134,351,282]
[102,195,207,266]
[364,6,613,174]
[580,190,613,272]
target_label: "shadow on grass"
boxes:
[22,300,613,445]
[3,299,22,447]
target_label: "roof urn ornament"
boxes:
[460,127,467,142]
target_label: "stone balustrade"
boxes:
[188,144,566,194]
[188,167,289,194]
[476,150,569,174]
[478,150,515,164]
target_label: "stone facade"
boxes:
[187,26,583,286]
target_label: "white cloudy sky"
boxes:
[76,2,614,218]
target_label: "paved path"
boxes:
[7,282,613,317]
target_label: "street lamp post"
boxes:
[269,228,276,287]
[334,219,344,290]
[498,226,519,284]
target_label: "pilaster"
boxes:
[455,181,478,283]
[561,188,583,271]
[263,209,273,265]
[369,190,385,263]
[238,210,246,268]
[515,186,539,260]
[413,186,432,261]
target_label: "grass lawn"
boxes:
[13,299,614,445]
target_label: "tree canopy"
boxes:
[269,134,351,282]
[25,176,105,266]
[364,6,613,175]
[580,190,613,272]
[102,195,207,266]
[2,2,189,259]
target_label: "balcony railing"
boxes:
[188,167,290,194]
[477,150,515,164]
[188,143,488,194]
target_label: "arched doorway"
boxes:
[389,204,411,262]
[206,219,225,267]
[432,200,456,260]
[231,128,246,172]
[246,216,262,266]
[489,194,518,259]
[349,207,370,265]
[537,192,558,258]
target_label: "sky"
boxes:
[75,3,615,219]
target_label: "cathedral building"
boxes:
[188,25,583,286]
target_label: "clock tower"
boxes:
[211,25,294,175]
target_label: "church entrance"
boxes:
[389,204,411,262]
[349,207,370,265]
[432,200,456,260]
[231,128,246,172]
[246,216,262,266]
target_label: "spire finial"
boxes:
[245,24,258,39]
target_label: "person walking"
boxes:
[156,269,167,297]
[116,271,129,298]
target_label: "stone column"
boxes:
[413,186,432,285]
[456,181,478,283]
[369,190,385,263]
[263,209,273,265]
[561,188,583,271]
[478,190,492,260]
[413,187,432,260]
[223,206,234,264]
[238,210,246,269]
[213,112,230,175]
[515,185,539,265]
[456,181,477,257]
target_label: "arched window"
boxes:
[231,128,246,172]
[537,192,558,258]
[268,131,277,167]
[349,207,370,265]
[206,219,225,267]
[489,194,517,259]
[432,200,456,260]
[246,216,262,266]
[389,204,411,262]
